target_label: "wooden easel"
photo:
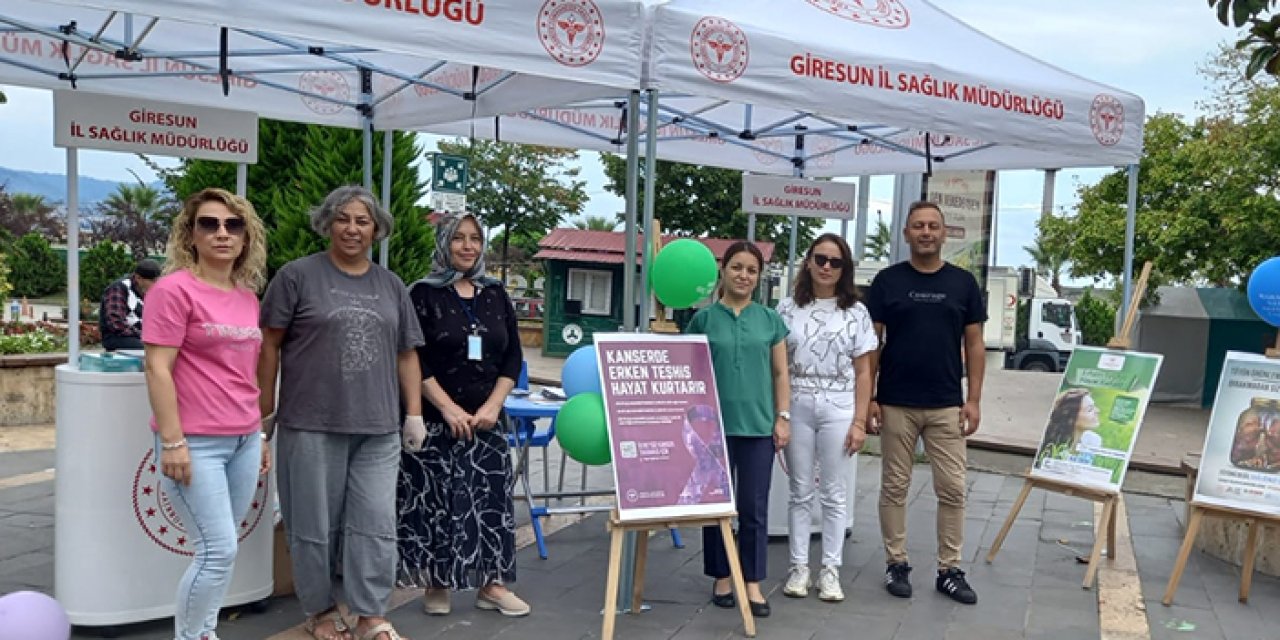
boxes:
[986,262,1153,589]
[985,474,1120,589]
[1163,325,1280,605]
[647,220,680,334]
[601,510,755,640]
[1162,502,1279,605]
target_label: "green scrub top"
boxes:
[686,301,788,437]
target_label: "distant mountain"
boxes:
[0,166,164,206]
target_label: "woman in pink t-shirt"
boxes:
[142,188,268,640]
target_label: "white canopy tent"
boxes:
[420,0,1147,318]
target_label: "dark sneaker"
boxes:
[936,567,978,604]
[884,562,912,598]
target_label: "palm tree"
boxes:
[1023,232,1068,296]
[865,218,892,261]
[92,182,175,258]
[573,215,619,232]
[2,192,63,240]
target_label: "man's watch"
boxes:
[777,410,791,421]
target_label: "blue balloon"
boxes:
[1248,256,1280,326]
[562,345,602,398]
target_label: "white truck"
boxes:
[846,263,1080,372]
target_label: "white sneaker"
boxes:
[782,564,810,598]
[817,566,844,602]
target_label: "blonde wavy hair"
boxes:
[163,188,267,292]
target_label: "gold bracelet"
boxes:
[160,438,187,450]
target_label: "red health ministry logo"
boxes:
[132,451,270,556]
[804,0,910,29]
[538,0,606,68]
[299,70,350,116]
[690,16,749,84]
[1089,94,1125,147]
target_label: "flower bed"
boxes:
[0,321,101,355]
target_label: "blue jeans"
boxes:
[156,433,261,640]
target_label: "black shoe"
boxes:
[711,587,735,609]
[936,567,978,604]
[884,562,912,598]
[748,599,770,618]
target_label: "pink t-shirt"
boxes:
[142,269,262,437]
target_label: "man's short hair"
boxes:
[906,200,945,223]
[134,258,162,280]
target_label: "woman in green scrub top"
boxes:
[685,240,791,618]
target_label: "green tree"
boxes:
[1208,0,1280,78]
[2,193,64,241]
[864,217,891,261]
[268,127,433,281]
[91,183,175,259]
[435,139,587,282]
[1075,289,1118,347]
[599,155,823,260]
[8,233,65,297]
[1044,100,1280,286]
[80,241,136,302]
[573,215,619,231]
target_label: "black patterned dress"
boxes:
[397,281,523,589]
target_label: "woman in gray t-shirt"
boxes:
[258,185,425,640]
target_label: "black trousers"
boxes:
[703,435,774,582]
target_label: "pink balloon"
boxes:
[0,591,70,640]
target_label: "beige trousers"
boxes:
[878,405,967,569]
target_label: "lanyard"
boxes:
[451,285,480,332]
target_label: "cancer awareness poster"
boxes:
[594,333,735,522]
[1030,346,1163,491]
[1193,351,1280,516]
[924,170,995,286]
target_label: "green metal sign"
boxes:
[431,154,468,194]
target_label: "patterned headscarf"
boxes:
[417,213,502,289]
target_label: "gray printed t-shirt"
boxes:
[261,252,424,435]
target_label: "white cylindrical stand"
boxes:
[767,453,858,537]
[54,366,273,626]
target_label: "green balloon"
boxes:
[555,392,612,466]
[650,239,719,309]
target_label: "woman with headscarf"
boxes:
[397,213,528,618]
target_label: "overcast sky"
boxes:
[0,1,1233,272]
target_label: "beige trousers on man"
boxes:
[878,405,967,569]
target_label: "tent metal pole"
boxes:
[361,70,374,191]
[235,163,247,197]
[854,175,870,259]
[66,148,80,367]
[622,90,640,333]
[1121,164,1138,322]
[380,129,393,268]
[786,130,806,288]
[639,89,659,332]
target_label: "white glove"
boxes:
[402,415,427,452]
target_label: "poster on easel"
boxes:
[594,333,735,522]
[1030,346,1163,491]
[1192,351,1280,516]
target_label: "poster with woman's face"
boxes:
[1193,351,1280,516]
[1030,346,1163,491]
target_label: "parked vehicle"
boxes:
[512,297,545,321]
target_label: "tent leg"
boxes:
[1120,164,1138,323]
[622,91,640,332]
[638,89,659,332]
[380,129,393,268]
[67,147,81,367]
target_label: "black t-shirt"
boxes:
[410,282,523,421]
[866,261,986,408]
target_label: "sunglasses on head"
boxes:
[812,254,844,269]
[195,216,246,235]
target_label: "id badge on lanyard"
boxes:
[467,331,483,361]
[455,285,483,361]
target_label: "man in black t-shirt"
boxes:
[866,201,986,605]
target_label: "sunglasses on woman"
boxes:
[195,216,246,235]
[812,254,844,269]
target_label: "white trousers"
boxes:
[784,390,854,567]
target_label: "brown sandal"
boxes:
[304,608,352,640]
